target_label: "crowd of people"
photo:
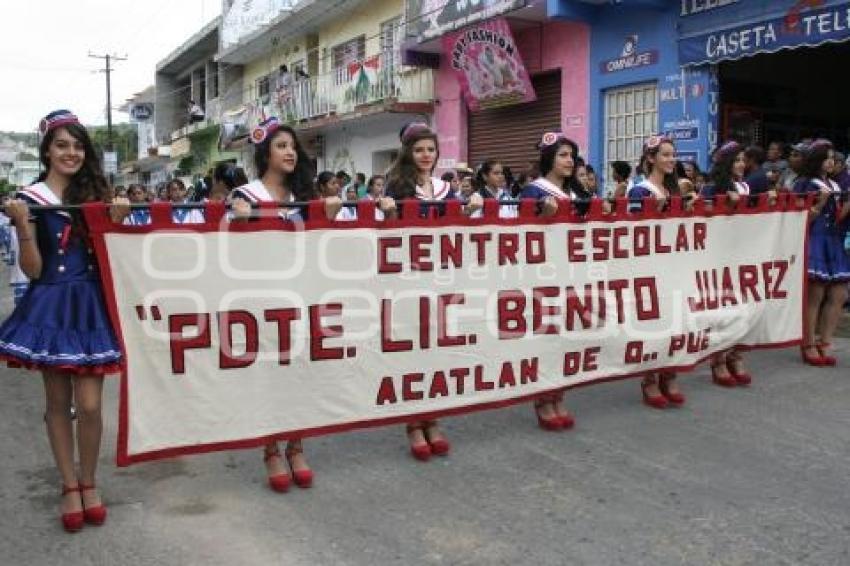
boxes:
[0,109,848,534]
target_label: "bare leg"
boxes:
[43,372,80,515]
[819,283,849,351]
[804,281,826,356]
[263,441,287,478]
[286,438,310,474]
[74,375,104,509]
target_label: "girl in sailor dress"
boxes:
[315,170,388,222]
[385,122,482,462]
[123,182,152,226]
[164,179,205,224]
[627,135,688,409]
[701,141,756,386]
[793,139,850,366]
[230,118,396,493]
[0,110,130,532]
[473,159,518,218]
[517,132,586,432]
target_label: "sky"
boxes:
[0,0,218,133]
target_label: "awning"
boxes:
[678,0,850,66]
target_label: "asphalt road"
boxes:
[0,270,848,566]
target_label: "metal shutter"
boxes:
[468,72,562,174]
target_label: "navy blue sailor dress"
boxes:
[0,187,121,375]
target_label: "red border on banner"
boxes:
[82,196,810,466]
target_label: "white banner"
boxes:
[85,201,807,465]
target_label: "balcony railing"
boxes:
[266,51,434,124]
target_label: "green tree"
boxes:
[87,123,138,166]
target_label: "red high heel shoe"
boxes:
[801,344,826,367]
[726,356,752,386]
[641,377,669,409]
[534,397,565,430]
[817,342,837,367]
[285,443,313,488]
[406,423,432,461]
[658,373,686,406]
[711,360,737,387]
[79,483,107,526]
[423,421,450,456]
[60,485,84,533]
[553,392,575,429]
[263,446,291,493]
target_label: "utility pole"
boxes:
[89,52,127,183]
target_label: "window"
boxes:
[332,35,366,84]
[380,17,402,53]
[257,75,271,103]
[603,82,658,193]
[211,64,220,99]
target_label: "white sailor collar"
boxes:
[530,177,571,199]
[19,182,70,218]
[415,177,451,200]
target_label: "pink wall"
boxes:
[434,19,591,168]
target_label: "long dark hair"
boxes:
[474,160,502,191]
[253,125,316,201]
[538,137,585,196]
[37,122,109,206]
[315,170,336,196]
[708,149,743,194]
[640,139,679,195]
[386,123,439,200]
[801,139,833,180]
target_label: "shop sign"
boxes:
[407,0,526,43]
[663,117,701,142]
[600,35,658,74]
[680,0,740,17]
[130,103,153,122]
[443,17,536,112]
[676,150,700,163]
[680,2,850,65]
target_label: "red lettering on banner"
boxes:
[469,232,492,265]
[450,367,469,395]
[634,277,660,321]
[381,299,413,352]
[498,233,520,265]
[563,347,601,376]
[613,226,629,259]
[440,234,463,268]
[169,313,211,374]
[675,224,690,252]
[592,228,611,261]
[378,237,403,273]
[498,290,527,339]
[498,362,516,388]
[519,357,538,384]
[437,293,467,347]
[565,285,594,330]
[694,223,707,250]
[608,279,629,323]
[633,226,650,256]
[376,376,398,405]
[739,264,761,302]
[654,225,671,253]
[218,310,259,369]
[567,230,586,262]
[309,303,344,361]
[721,267,738,307]
[526,232,546,264]
[474,365,494,391]
[771,260,788,298]
[532,286,561,335]
[264,308,300,366]
[419,297,431,350]
[669,329,711,356]
[402,372,424,401]
[429,370,449,398]
[409,234,433,271]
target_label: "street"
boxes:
[0,267,848,566]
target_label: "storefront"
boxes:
[679,0,850,149]
[588,3,714,189]
[415,0,590,176]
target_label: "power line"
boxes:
[88,52,128,152]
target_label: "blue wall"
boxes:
[586,4,715,182]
